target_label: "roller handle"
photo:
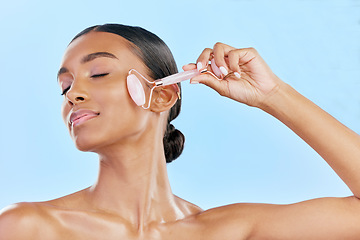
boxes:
[158,69,200,86]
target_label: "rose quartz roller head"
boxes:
[127,73,147,107]
[127,69,202,109]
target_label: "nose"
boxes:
[65,80,90,105]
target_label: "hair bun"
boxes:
[163,124,185,163]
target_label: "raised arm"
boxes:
[261,77,360,197]
[183,43,360,239]
[185,43,360,198]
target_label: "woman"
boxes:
[1,23,360,239]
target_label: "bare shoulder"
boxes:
[0,189,88,240]
[0,202,54,239]
[191,203,254,240]
[0,189,89,240]
[0,202,42,227]
[164,200,254,240]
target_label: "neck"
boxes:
[86,130,183,230]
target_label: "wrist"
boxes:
[258,80,295,117]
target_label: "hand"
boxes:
[183,42,283,108]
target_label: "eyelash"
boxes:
[91,73,109,78]
[60,73,109,96]
[61,86,71,96]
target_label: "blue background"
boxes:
[1,0,359,210]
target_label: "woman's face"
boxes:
[58,31,151,152]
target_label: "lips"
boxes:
[69,109,100,127]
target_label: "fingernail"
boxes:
[234,72,241,78]
[190,80,199,84]
[197,62,203,71]
[210,58,222,78]
[219,66,228,76]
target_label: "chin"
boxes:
[71,133,105,152]
[69,119,146,153]
[72,131,126,153]
[74,139,98,152]
[75,144,93,152]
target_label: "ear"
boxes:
[150,84,180,112]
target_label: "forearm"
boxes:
[260,81,360,197]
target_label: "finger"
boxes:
[227,50,242,73]
[212,42,236,76]
[236,47,259,66]
[210,58,223,78]
[182,63,196,71]
[196,48,213,71]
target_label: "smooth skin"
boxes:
[1,32,360,239]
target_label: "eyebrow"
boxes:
[57,67,69,80]
[81,51,118,63]
[57,52,118,80]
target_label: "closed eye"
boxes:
[91,73,109,78]
[60,73,109,96]
[61,86,71,96]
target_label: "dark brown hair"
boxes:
[71,24,185,163]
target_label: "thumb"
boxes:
[190,73,228,96]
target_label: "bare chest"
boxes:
[39,212,202,240]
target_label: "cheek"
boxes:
[102,85,138,122]
[98,84,149,135]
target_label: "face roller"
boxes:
[127,68,220,109]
